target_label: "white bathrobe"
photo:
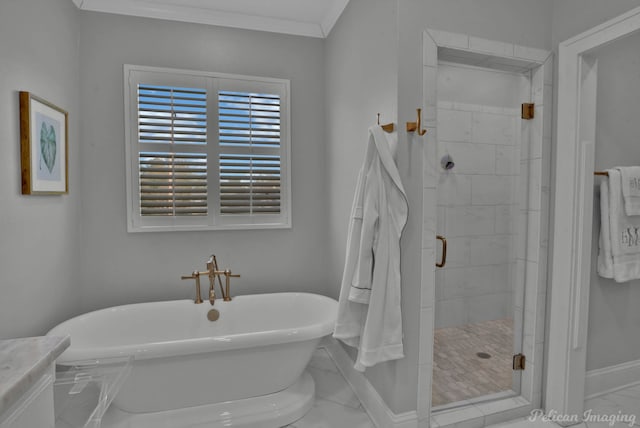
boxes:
[333,126,408,372]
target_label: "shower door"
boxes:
[432,59,529,409]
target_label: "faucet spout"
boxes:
[205,255,227,301]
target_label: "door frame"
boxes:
[420,29,553,427]
[546,5,640,419]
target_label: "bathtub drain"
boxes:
[207,309,220,321]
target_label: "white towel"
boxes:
[333,126,408,371]
[597,175,614,278]
[598,169,640,282]
[616,166,640,216]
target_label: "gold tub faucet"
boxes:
[205,255,240,303]
[182,255,240,305]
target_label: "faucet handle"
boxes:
[181,270,201,280]
[181,270,203,304]
[222,270,239,302]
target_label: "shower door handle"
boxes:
[436,235,447,268]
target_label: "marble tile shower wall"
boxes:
[435,101,521,328]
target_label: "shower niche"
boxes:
[418,30,553,425]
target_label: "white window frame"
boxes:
[124,64,291,232]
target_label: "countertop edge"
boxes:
[0,335,70,418]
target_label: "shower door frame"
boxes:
[418,29,553,427]
[547,5,640,421]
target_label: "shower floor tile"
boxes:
[433,318,514,407]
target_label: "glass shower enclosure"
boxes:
[427,42,551,411]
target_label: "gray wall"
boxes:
[0,0,81,338]
[551,0,640,47]
[588,30,640,370]
[324,0,409,414]
[325,0,398,292]
[76,12,328,312]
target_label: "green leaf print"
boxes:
[40,123,57,173]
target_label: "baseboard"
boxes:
[323,337,419,428]
[585,358,640,399]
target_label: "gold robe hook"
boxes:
[377,113,395,133]
[406,108,427,136]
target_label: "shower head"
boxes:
[441,154,455,170]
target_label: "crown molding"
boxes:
[73,0,348,38]
[319,0,350,37]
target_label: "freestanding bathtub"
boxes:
[47,292,337,425]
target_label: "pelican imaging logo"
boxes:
[36,112,61,181]
[529,409,637,427]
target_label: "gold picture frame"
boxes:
[20,91,69,195]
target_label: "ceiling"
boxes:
[72,0,350,38]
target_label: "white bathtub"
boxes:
[47,292,337,417]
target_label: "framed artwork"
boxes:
[19,91,68,195]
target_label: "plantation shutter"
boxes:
[137,84,208,217]
[215,79,289,226]
[125,66,290,232]
[218,91,281,214]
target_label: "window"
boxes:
[124,65,291,232]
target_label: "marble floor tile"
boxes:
[307,365,362,409]
[308,348,340,373]
[583,385,640,428]
[306,349,363,408]
[288,397,375,428]
[486,415,567,428]
[485,383,639,428]
[286,350,374,427]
